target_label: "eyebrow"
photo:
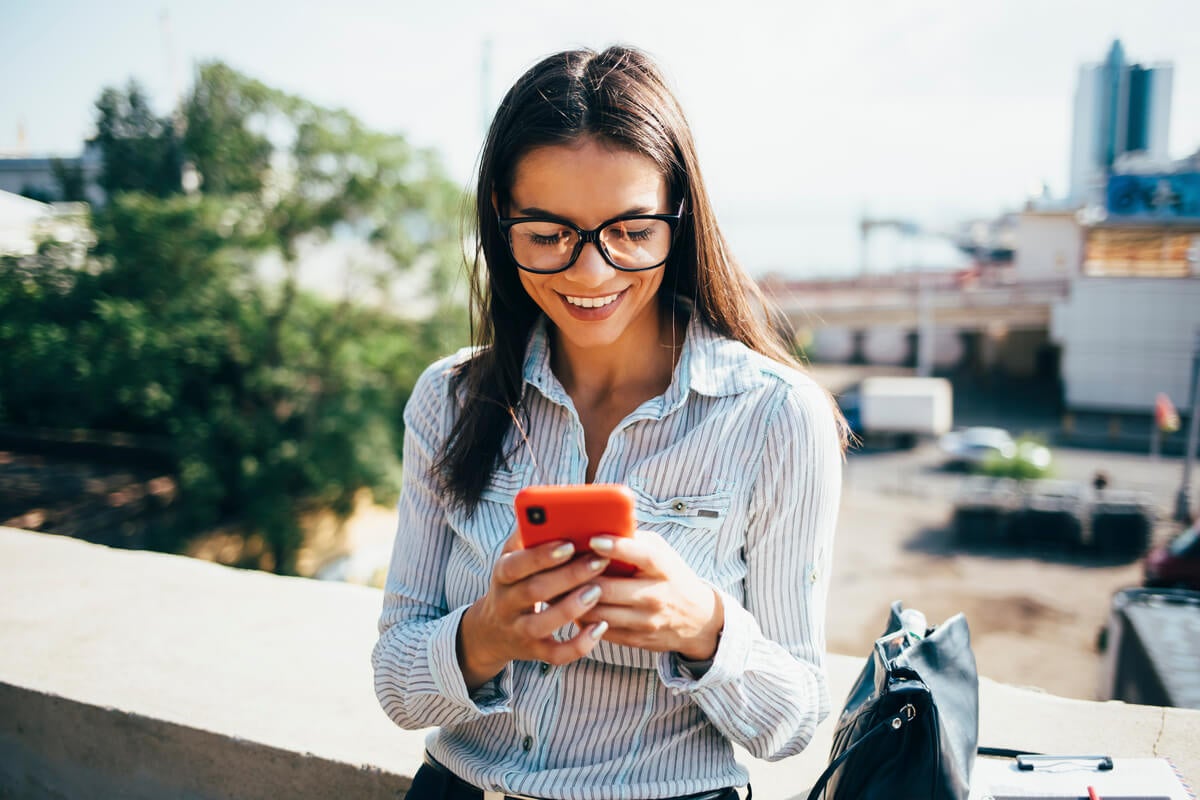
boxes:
[516,205,658,219]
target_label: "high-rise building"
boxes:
[1067,40,1173,206]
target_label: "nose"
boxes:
[564,241,616,288]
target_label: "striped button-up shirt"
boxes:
[373,313,842,799]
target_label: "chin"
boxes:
[550,318,629,350]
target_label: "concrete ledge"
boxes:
[1,527,1197,799]
[0,684,402,799]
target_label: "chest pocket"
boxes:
[442,464,533,608]
[628,484,734,581]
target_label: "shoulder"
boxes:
[405,346,481,425]
[704,332,841,446]
[703,329,833,409]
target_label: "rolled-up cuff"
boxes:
[658,587,755,691]
[428,605,513,714]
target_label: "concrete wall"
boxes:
[1052,276,1200,412]
[1,527,1198,800]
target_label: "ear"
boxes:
[491,190,502,217]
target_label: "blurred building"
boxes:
[1052,152,1200,418]
[0,143,105,207]
[0,189,90,257]
[1068,40,1173,207]
[0,190,53,254]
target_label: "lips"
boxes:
[562,291,621,309]
[555,288,629,321]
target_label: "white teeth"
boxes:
[563,292,620,309]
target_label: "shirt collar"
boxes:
[521,308,763,415]
[522,317,566,407]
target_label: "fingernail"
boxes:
[589,558,608,572]
[589,536,614,553]
[551,543,575,561]
[589,620,609,640]
[580,585,601,605]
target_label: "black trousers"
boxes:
[404,758,741,800]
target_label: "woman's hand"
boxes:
[457,530,611,691]
[577,530,724,662]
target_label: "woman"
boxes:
[373,45,845,800]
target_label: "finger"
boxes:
[588,530,672,576]
[500,528,524,555]
[494,539,579,586]
[588,576,657,609]
[506,555,610,609]
[578,604,655,634]
[517,583,604,639]
[535,621,610,666]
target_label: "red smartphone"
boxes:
[514,484,638,577]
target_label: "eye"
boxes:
[607,221,655,240]
[513,221,574,248]
[529,231,564,246]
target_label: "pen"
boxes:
[1087,786,1100,800]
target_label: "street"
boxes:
[831,440,1196,699]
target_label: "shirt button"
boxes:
[673,500,686,512]
[809,567,820,584]
[540,662,550,675]
[521,735,533,751]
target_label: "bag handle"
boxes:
[805,707,916,800]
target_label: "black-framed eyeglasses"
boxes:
[498,199,685,274]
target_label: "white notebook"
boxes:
[970,756,1194,800]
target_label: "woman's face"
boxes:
[505,137,671,355]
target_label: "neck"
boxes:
[551,304,686,401]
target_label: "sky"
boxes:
[3,0,1199,277]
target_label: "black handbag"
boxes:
[807,601,980,800]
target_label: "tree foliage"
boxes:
[51,157,88,202]
[1,62,468,573]
[91,81,182,197]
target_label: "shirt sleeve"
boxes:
[657,379,842,761]
[371,359,514,729]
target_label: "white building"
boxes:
[1046,209,1200,414]
[0,190,54,255]
[1053,275,1200,413]
[0,189,91,257]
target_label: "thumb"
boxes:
[500,527,524,555]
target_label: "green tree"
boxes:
[52,158,88,202]
[182,63,273,195]
[1,62,468,573]
[91,80,182,197]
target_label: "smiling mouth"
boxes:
[561,291,624,309]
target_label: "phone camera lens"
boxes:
[526,507,546,525]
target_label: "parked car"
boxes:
[940,427,1053,478]
[1097,587,1200,709]
[1144,523,1200,590]
[939,427,1016,468]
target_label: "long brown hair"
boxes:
[436,45,846,512]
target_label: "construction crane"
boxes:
[858,216,921,276]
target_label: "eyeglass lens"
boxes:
[507,218,672,272]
